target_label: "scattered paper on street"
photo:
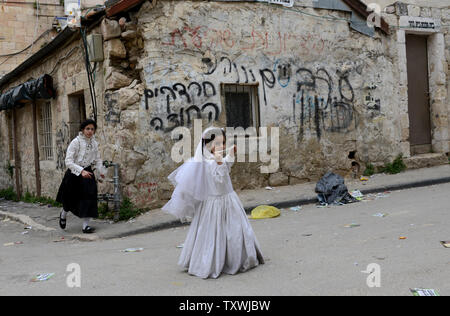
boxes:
[30,273,55,282]
[123,248,144,252]
[410,288,440,296]
[344,223,360,228]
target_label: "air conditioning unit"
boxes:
[87,34,104,62]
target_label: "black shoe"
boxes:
[59,212,66,229]
[82,226,95,234]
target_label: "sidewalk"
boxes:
[0,164,449,241]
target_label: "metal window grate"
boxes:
[223,84,260,129]
[39,102,53,161]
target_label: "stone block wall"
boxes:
[0,0,64,78]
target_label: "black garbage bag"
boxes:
[315,172,358,205]
[0,74,54,112]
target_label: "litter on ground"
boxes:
[249,205,281,219]
[344,223,360,228]
[350,190,364,198]
[123,248,144,252]
[3,241,23,246]
[30,273,55,282]
[410,288,439,296]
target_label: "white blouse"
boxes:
[65,132,106,176]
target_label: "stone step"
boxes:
[404,153,449,170]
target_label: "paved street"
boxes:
[1,183,450,296]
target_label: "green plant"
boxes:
[363,163,375,177]
[98,197,145,222]
[0,187,61,206]
[21,191,62,207]
[0,187,18,201]
[5,161,14,179]
[378,155,407,174]
[98,202,114,220]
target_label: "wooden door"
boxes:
[406,34,432,155]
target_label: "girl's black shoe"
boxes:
[59,212,66,229]
[82,226,95,234]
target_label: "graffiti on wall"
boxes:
[161,26,326,57]
[104,92,121,124]
[136,182,158,205]
[145,52,360,140]
[145,81,220,132]
[203,55,358,139]
[55,122,69,170]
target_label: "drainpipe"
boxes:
[12,108,22,199]
[112,162,120,221]
[101,161,121,221]
[32,102,41,197]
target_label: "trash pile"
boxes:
[315,172,358,206]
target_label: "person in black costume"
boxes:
[56,120,106,233]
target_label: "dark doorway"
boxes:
[406,34,432,155]
[68,93,87,140]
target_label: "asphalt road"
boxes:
[1,183,449,296]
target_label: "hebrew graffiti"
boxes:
[145,80,220,132]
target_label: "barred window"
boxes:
[39,102,53,160]
[222,84,260,129]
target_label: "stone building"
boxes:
[0,0,64,78]
[0,0,448,210]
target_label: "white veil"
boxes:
[162,126,225,221]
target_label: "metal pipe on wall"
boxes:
[12,108,22,199]
[32,102,42,197]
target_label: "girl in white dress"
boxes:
[162,127,264,279]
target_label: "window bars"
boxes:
[39,102,53,161]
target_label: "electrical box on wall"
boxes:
[86,34,104,62]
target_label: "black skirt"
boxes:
[56,166,98,219]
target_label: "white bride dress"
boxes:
[162,128,264,279]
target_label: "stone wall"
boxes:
[127,0,403,206]
[389,1,449,155]
[444,7,450,155]
[0,113,13,190]
[0,26,106,198]
[0,0,64,78]
[0,0,448,209]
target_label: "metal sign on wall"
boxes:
[257,0,294,7]
[399,16,441,32]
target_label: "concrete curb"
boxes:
[243,176,450,211]
[0,210,56,232]
[100,175,450,240]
